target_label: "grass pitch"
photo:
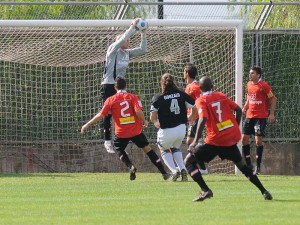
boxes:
[0,173,299,225]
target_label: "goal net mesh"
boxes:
[0,24,237,173]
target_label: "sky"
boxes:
[162,0,241,19]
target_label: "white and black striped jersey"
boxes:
[150,90,195,129]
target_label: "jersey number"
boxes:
[211,101,222,122]
[170,99,180,114]
[120,101,130,117]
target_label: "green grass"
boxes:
[0,173,299,225]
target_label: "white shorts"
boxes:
[157,124,186,150]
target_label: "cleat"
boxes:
[168,172,180,182]
[129,165,137,181]
[263,191,272,200]
[181,169,188,182]
[255,166,261,175]
[200,169,209,175]
[193,189,213,202]
[104,140,116,153]
[162,173,171,181]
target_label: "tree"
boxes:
[229,0,300,29]
[0,0,152,20]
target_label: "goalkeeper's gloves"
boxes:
[130,18,139,30]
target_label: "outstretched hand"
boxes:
[81,124,89,134]
[130,18,139,29]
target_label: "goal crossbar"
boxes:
[0,19,243,27]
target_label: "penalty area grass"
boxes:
[0,173,299,225]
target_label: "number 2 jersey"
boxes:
[100,90,143,138]
[150,90,195,129]
[196,91,241,146]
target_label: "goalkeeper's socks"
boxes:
[147,150,167,174]
[103,114,112,140]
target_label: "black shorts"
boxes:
[187,119,198,138]
[242,118,267,137]
[100,84,117,102]
[114,133,149,152]
[193,143,242,164]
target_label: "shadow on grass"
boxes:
[0,173,75,178]
[272,199,300,203]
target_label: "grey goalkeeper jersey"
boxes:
[101,27,147,84]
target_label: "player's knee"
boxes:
[142,145,151,154]
[170,148,181,153]
[160,149,171,155]
[184,153,196,167]
[235,160,253,177]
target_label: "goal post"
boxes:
[0,19,243,173]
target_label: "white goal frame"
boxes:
[0,19,244,174]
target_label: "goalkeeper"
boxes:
[100,18,147,153]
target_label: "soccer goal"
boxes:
[0,19,243,173]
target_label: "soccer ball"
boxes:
[134,18,148,31]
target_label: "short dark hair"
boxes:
[251,66,262,78]
[115,77,126,90]
[185,63,197,79]
[199,76,213,92]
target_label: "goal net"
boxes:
[0,19,243,173]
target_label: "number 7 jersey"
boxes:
[196,91,241,146]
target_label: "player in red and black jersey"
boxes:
[150,73,197,182]
[184,63,208,175]
[242,66,277,174]
[185,76,272,202]
[81,77,170,181]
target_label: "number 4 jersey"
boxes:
[196,91,241,146]
[100,90,143,138]
[150,90,195,129]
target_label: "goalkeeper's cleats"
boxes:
[200,168,209,175]
[181,169,188,182]
[193,189,213,202]
[255,166,261,175]
[129,165,137,181]
[104,140,116,154]
[263,191,273,200]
